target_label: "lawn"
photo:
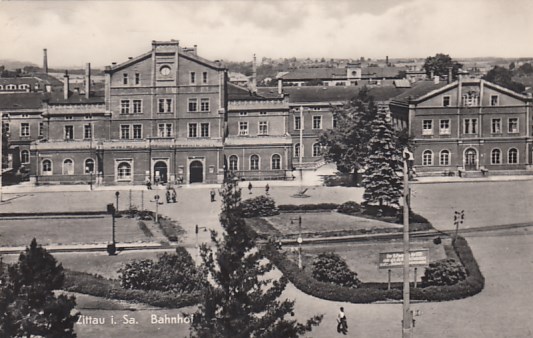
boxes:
[257,211,402,238]
[285,237,448,283]
[0,215,154,247]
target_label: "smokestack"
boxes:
[63,70,69,100]
[278,79,283,95]
[252,54,257,93]
[386,55,389,66]
[43,49,48,74]
[85,63,91,99]
[448,67,453,84]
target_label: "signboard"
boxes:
[378,249,429,269]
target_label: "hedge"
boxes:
[261,235,484,303]
[63,270,202,308]
[278,203,340,211]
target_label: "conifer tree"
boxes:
[191,178,322,338]
[362,105,403,208]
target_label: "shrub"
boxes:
[240,195,279,218]
[278,203,340,212]
[362,205,398,217]
[138,221,153,237]
[118,247,204,293]
[421,259,466,287]
[395,209,431,225]
[312,252,361,288]
[158,216,184,241]
[337,201,361,215]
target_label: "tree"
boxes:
[483,66,525,93]
[516,62,533,76]
[361,105,403,208]
[319,87,377,173]
[191,178,322,338]
[312,252,361,288]
[422,53,463,80]
[0,239,79,337]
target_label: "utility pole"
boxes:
[0,112,3,203]
[402,148,413,338]
[299,106,304,192]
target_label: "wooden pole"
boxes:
[388,269,391,290]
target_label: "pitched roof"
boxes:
[362,66,407,78]
[0,92,44,110]
[45,90,105,105]
[227,83,268,101]
[280,68,346,81]
[390,80,449,105]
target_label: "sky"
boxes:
[1,0,532,68]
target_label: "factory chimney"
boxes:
[43,49,48,74]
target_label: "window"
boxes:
[188,98,198,112]
[133,100,142,114]
[63,159,74,175]
[294,116,301,130]
[135,73,140,85]
[294,143,301,158]
[120,125,130,139]
[85,159,95,174]
[3,122,9,135]
[239,122,248,136]
[64,126,74,140]
[239,112,248,116]
[133,125,142,139]
[229,155,238,171]
[259,111,267,115]
[190,72,196,84]
[158,123,173,137]
[202,72,208,84]
[490,95,499,106]
[491,119,502,134]
[439,150,450,166]
[188,123,198,138]
[312,143,322,157]
[491,149,501,164]
[313,116,322,129]
[271,154,281,170]
[84,115,92,120]
[259,121,268,135]
[158,99,172,113]
[422,120,433,135]
[120,100,130,114]
[508,118,519,133]
[200,98,210,112]
[200,123,210,137]
[422,150,433,166]
[250,155,259,170]
[84,124,92,139]
[20,123,30,137]
[439,120,450,135]
[463,118,478,134]
[39,122,44,137]
[462,92,479,106]
[123,73,128,85]
[21,150,30,164]
[508,148,518,164]
[42,159,52,175]
[442,96,450,107]
[117,162,132,181]
[65,116,73,120]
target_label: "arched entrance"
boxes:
[154,161,168,183]
[464,148,477,171]
[190,160,203,183]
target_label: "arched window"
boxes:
[271,154,281,170]
[294,143,301,158]
[229,155,238,171]
[63,159,74,175]
[508,148,518,164]
[422,150,433,166]
[85,159,95,174]
[491,149,501,164]
[42,159,52,175]
[250,155,260,170]
[439,150,450,166]
[21,150,30,164]
[312,143,321,157]
[117,162,132,180]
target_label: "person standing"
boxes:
[265,183,270,195]
[210,189,216,202]
[248,182,253,194]
[337,307,348,335]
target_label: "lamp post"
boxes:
[115,191,120,213]
[291,216,303,270]
[106,203,117,255]
[402,148,414,338]
[153,194,160,223]
[195,224,207,261]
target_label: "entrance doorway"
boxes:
[154,161,168,184]
[190,160,203,183]
[464,148,477,171]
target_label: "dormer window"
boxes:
[462,91,479,106]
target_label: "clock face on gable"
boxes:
[160,65,171,76]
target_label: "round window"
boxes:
[160,66,171,76]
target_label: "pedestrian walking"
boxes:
[210,189,216,202]
[337,307,348,335]
[265,183,270,195]
[146,179,152,190]
[248,182,253,194]
[166,190,171,203]
[171,189,177,203]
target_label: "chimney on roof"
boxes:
[43,49,48,74]
[194,45,198,55]
[448,67,453,84]
[386,55,389,66]
[63,70,69,100]
[278,79,283,95]
[252,54,257,93]
[85,63,91,99]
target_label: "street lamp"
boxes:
[402,148,414,338]
[291,216,303,270]
[115,191,120,213]
[106,203,117,255]
[152,194,160,223]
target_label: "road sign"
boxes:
[378,249,429,269]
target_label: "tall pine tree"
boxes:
[191,178,322,338]
[362,105,403,208]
